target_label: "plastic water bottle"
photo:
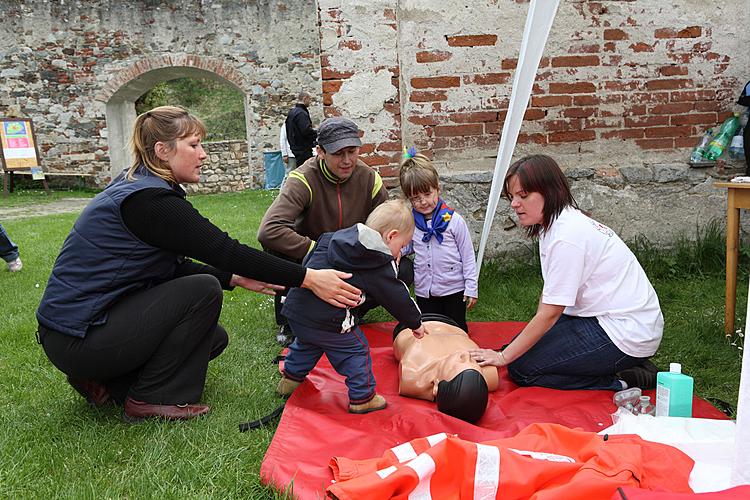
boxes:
[636,395,655,416]
[689,128,713,163]
[729,134,744,160]
[706,113,742,161]
[655,363,694,417]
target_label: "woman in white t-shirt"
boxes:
[469,155,663,390]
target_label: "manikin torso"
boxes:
[393,321,499,401]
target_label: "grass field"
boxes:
[0,188,745,498]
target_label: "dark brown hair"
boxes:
[502,154,578,238]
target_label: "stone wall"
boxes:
[185,140,250,194]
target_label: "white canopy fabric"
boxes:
[731,274,750,485]
[475,0,561,273]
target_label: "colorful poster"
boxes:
[0,118,40,170]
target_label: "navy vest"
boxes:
[36,167,184,338]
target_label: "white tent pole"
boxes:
[475,0,560,273]
[731,273,750,485]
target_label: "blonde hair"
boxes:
[366,199,415,236]
[399,153,440,198]
[127,105,207,183]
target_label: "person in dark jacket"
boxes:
[277,200,427,414]
[284,91,317,165]
[36,106,361,422]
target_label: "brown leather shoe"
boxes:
[67,376,111,407]
[123,397,210,422]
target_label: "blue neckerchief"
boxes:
[413,198,454,244]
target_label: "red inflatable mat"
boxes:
[260,321,727,498]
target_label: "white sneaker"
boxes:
[7,257,22,272]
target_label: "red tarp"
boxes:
[260,322,728,498]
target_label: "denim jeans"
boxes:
[0,223,19,263]
[507,314,645,391]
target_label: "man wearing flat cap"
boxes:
[258,117,389,345]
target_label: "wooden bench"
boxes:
[2,170,96,197]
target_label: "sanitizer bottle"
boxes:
[655,363,693,417]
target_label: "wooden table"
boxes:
[715,182,750,335]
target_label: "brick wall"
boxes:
[319,0,748,176]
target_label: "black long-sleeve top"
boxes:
[121,188,307,289]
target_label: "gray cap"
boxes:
[317,117,362,153]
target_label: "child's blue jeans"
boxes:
[283,320,376,404]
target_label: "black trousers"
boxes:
[39,274,228,405]
[291,148,314,166]
[744,123,750,174]
[416,290,468,333]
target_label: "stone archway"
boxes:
[95,55,253,180]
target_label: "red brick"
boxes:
[650,102,694,114]
[361,154,393,167]
[549,82,596,94]
[636,138,675,149]
[323,106,342,117]
[603,80,642,92]
[358,143,375,154]
[644,125,693,138]
[322,93,334,106]
[694,101,721,112]
[659,65,688,76]
[603,42,616,52]
[547,130,596,143]
[434,124,483,136]
[416,50,452,63]
[570,43,600,53]
[377,141,403,152]
[446,34,497,47]
[501,58,517,70]
[645,79,692,90]
[517,133,548,145]
[670,90,716,102]
[601,129,645,140]
[319,55,330,67]
[531,95,572,107]
[463,73,510,85]
[654,28,678,39]
[625,104,647,116]
[630,42,654,53]
[409,90,448,102]
[338,40,362,51]
[670,113,717,126]
[675,136,700,148]
[448,111,499,123]
[604,28,628,40]
[484,122,502,134]
[322,80,343,93]
[383,8,396,21]
[563,107,597,118]
[551,55,600,67]
[574,95,600,106]
[407,115,446,126]
[679,26,702,37]
[625,116,670,127]
[524,108,546,120]
[411,76,461,89]
[321,68,354,80]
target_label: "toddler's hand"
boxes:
[412,324,428,339]
[464,296,477,310]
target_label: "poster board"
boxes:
[0,118,42,172]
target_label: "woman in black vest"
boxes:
[36,106,361,422]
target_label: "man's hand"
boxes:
[301,268,362,308]
[230,275,286,296]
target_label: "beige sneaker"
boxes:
[7,257,22,272]
[348,394,387,414]
[276,376,302,397]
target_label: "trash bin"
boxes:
[263,150,285,189]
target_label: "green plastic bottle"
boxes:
[705,113,741,160]
[655,363,693,417]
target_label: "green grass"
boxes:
[0,190,744,498]
[0,187,97,208]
